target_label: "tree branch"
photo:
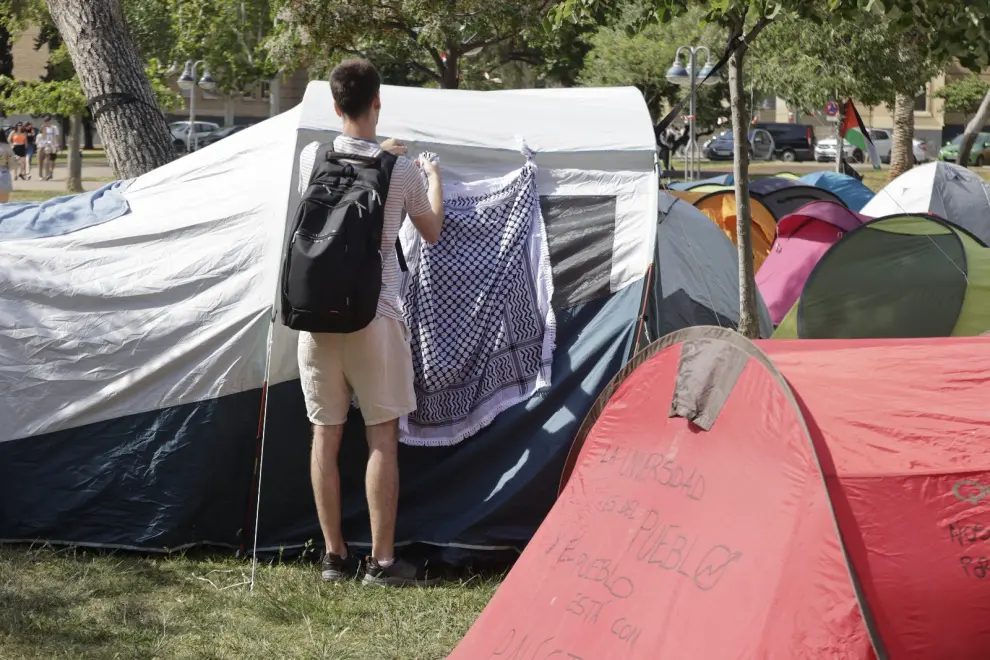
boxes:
[502,49,545,67]
[461,34,506,52]
[342,47,371,59]
[409,60,442,82]
[743,15,773,45]
[385,19,420,43]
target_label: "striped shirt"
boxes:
[298,136,431,322]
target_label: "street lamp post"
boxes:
[176,59,217,153]
[666,46,718,181]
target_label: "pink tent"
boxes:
[757,201,869,325]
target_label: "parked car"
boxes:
[939,132,990,166]
[702,128,775,161]
[755,122,817,162]
[197,125,249,149]
[169,120,220,153]
[815,130,931,164]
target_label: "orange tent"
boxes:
[693,191,777,270]
[451,327,990,659]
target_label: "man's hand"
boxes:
[418,157,439,179]
[380,138,408,156]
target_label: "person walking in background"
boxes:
[37,115,61,181]
[23,121,36,173]
[10,122,28,180]
[0,130,17,203]
[657,128,674,175]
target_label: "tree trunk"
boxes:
[889,92,915,180]
[440,56,460,89]
[0,25,14,78]
[45,0,173,179]
[958,88,990,168]
[83,114,94,150]
[835,99,844,174]
[269,73,282,117]
[728,31,760,339]
[224,96,235,127]
[66,113,83,193]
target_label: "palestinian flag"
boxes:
[841,99,881,170]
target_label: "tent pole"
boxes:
[248,312,277,593]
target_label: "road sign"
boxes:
[825,100,840,122]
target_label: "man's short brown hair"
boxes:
[330,59,381,118]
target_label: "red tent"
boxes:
[450,328,990,659]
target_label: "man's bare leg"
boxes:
[365,418,399,562]
[310,423,346,556]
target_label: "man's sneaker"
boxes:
[321,550,360,582]
[362,557,441,587]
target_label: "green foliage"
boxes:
[122,0,178,62]
[749,12,947,114]
[145,59,183,112]
[0,0,46,32]
[0,63,179,117]
[268,0,555,86]
[870,0,990,71]
[935,73,990,117]
[551,0,861,33]
[169,0,277,95]
[0,75,85,115]
[579,8,731,125]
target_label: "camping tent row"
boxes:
[671,170,875,211]
[771,213,990,339]
[0,82,771,554]
[756,162,990,337]
[668,176,849,270]
[452,326,990,659]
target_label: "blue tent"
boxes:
[800,171,875,212]
[668,174,732,191]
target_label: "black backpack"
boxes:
[280,144,397,333]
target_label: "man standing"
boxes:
[36,115,61,181]
[295,59,445,586]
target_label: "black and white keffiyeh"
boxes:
[397,158,555,447]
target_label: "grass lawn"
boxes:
[9,191,65,203]
[0,546,498,659]
[860,167,990,193]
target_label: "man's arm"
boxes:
[406,158,444,245]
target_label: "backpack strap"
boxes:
[396,237,409,273]
[374,151,405,272]
[313,143,408,271]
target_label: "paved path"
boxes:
[13,157,115,192]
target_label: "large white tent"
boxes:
[0,82,668,553]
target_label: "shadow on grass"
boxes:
[0,542,502,659]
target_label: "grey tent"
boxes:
[862,161,990,243]
[642,193,774,346]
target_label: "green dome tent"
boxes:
[774,214,990,339]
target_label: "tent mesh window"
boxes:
[798,217,968,339]
[540,196,616,307]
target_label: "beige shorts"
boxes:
[297,315,416,427]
